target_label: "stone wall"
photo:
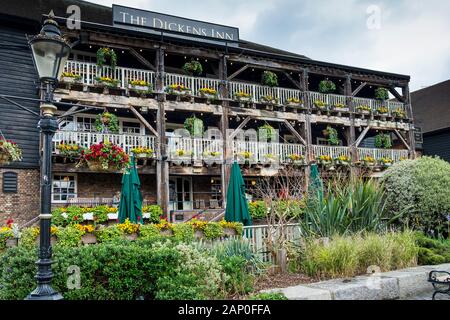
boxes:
[0,168,40,224]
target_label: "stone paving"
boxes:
[405,290,450,300]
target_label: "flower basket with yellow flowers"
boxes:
[0,137,22,165]
[61,72,82,84]
[361,156,377,167]
[128,80,152,94]
[199,87,218,100]
[288,153,306,166]
[234,91,252,103]
[165,84,192,96]
[392,109,407,119]
[218,220,243,237]
[332,103,348,111]
[317,155,333,166]
[95,76,120,88]
[131,147,154,159]
[285,97,304,108]
[335,155,351,166]
[378,157,393,168]
[376,106,389,116]
[117,219,140,241]
[356,105,372,114]
[76,224,97,245]
[260,95,279,105]
[156,219,174,236]
[314,100,327,110]
[56,142,83,158]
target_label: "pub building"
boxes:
[0,0,416,224]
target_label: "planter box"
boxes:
[134,153,153,159]
[223,228,238,237]
[286,102,304,108]
[160,229,174,237]
[129,84,151,92]
[82,233,97,245]
[194,230,204,239]
[200,93,217,100]
[235,96,252,103]
[61,76,81,84]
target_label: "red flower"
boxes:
[6,218,14,227]
[73,216,78,221]
[137,216,141,222]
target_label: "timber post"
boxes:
[300,68,313,189]
[346,74,358,179]
[219,54,230,208]
[403,84,416,159]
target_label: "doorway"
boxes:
[169,177,193,211]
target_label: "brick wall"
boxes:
[0,168,40,224]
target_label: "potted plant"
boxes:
[332,103,348,111]
[94,112,119,133]
[376,106,389,116]
[118,219,140,241]
[285,97,304,108]
[128,80,152,94]
[375,88,389,101]
[374,133,392,149]
[288,154,305,166]
[361,156,376,167]
[56,142,82,158]
[131,147,154,159]
[258,124,277,142]
[393,109,407,119]
[182,60,203,76]
[199,87,218,100]
[203,151,221,166]
[1,221,15,249]
[322,126,340,146]
[263,154,278,166]
[318,80,336,94]
[96,47,117,70]
[356,105,372,114]
[78,141,129,172]
[0,138,22,165]
[95,76,120,88]
[317,155,333,166]
[156,219,174,237]
[219,220,243,237]
[238,151,253,167]
[314,100,327,111]
[172,149,193,166]
[260,95,279,105]
[379,157,393,168]
[261,71,279,87]
[76,224,97,245]
[165,84,192,96]
[184,115,204,137]
[234,91,252,103]
[60,72,82,84]
[335,155,350,166]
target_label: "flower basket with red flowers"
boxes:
[77,141,129,172]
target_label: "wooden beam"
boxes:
[57,105,79,124]
[283,120,306,145]
[129,106,159,137]
[129,48,156,71]
[283,71,302,90]
[352,82,367,97]
[394,130,411,151]
[388,86,405,103]
[354,125,371,147]
[227,65,249,81]
[229,116,251,140]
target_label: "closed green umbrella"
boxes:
[225,162,252,226]
[309,163,324,200]
[118,155,143,224]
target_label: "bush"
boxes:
[261,71,278,87]
[172,223,194,242]
[0,241,225,300]
[249,201,267,220]
[415,232,450,265]
[143,205,163,224]
[298,231,418,279]
[318,80,336,94]
[381,157,450,238]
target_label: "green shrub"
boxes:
[248,292,288,300]
[415,232,450,265]
[172,223,195,242]
[0,241,225,300]
[249,201,267,220]
[298,231,418,279]
[90,206,110,224]
[202,222,224,240]
[95,225,123,243]
[143,205,163,224]
[261,71,278,87]
[139,224,161,240]
[381,157,450,238]
[318,80,336,94]
[55,225,83,248]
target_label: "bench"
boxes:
[428,271,450,300]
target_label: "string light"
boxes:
[140,49,143,52]
[89,45,92,49]
[121,50,124,54]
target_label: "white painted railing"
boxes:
[312,145,350,159]
[357,148,409,162]
[243,224,302,263]
[168,137,223,161]
[232,141,306,164]
[63,61,406,114]
[63,60,155,89]
[164,73,221,97]
[53,131,157,155]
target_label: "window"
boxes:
[52,175,77,203]
[76,117,96,132]
[121,121,142,135]
[58,116,75,131]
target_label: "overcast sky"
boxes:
[86,0,450,91]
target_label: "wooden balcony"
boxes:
[62,60,408,116]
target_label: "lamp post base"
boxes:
[26,291,64,300]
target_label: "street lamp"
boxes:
[26,15,71,300]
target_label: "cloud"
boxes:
[85,0,450,91]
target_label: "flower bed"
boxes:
[0,138,22,165]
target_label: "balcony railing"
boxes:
[63,60,406,114]
[312,145,351,159]
[357,148,409,162]
[53,131,157,155]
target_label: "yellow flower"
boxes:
[117,219,139,234]
[130,80,149,86]
[50,226,59,235]
[239,151,253,159]
[363,156,376,163]
[235,91,251,98]
[337,155,350,162]
[319,155,332,161]
[287,98,302,104]
[199,87,217,95]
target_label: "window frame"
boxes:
[52,174,78,204]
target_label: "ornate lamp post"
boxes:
[26,15,71,300]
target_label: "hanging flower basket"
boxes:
[94,112,119,133]
[96,47,117,70]
[0,138,22,165]
[78,141,129,172]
